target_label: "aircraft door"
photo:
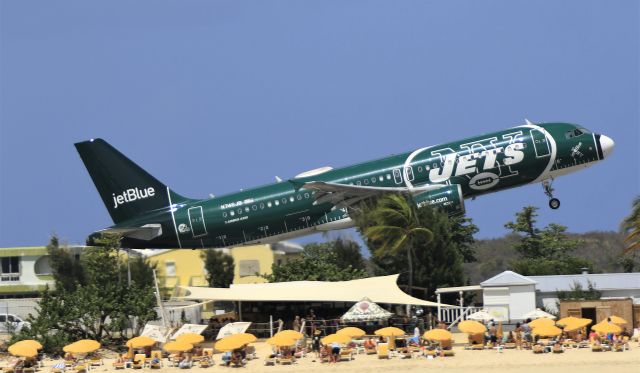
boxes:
[530,129,551,157]
[393,169,403,184]
[187,206,208,237]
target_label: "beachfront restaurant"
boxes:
[180,274,448,333]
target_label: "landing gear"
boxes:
[542,179,560,209]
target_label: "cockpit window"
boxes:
[565,128,589,139]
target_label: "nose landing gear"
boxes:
[542,179,560,209]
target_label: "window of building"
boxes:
[0,257,20,282]
[165,261,176,277]
[239,260,260,277]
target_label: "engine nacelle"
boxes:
[413,184,465,216]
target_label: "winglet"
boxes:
[525,118,534,126]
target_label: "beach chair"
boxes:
[149,351,163,369]
[532,345,544,354]
[90,356,102,367]
[504,343,516,349]
[3,367,14,373]
[339,348,354,361]
[552,345,564,353]
[22,368,35,373]
[277,356,293,365]
[73,364,86,373]
[264,355,276,366]
[112,360,125,370]
[365,345,376,355]
[246,345,257,360]
[198,357,211,368]
[377,343,389,359]
[591,344,603,352]
[132,354,146,369]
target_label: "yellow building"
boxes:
[133,241,303,298]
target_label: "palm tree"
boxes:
[623,195,640,254]
[362,194,434,297]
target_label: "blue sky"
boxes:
[1,1,638,248]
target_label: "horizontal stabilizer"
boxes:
[97,224,163,241]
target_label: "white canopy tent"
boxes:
[181,274,449,308]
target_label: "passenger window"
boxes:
[304,193,310,198]
[282,198,287,204]
[371,177,376,183]
[379,176,384,181]
[223,212,227,218]
[230,211,235,216]
[237,208,243,214]
[296,195,302,200]
[275,200,279,206]
[386,174,391,180]
[565,131,574,139]
[252,205,257,211]
[356,181,361,186]
[418,166,423,172]
[290,196,295,202]
[363,179,369,185]
[260,203,265,209]
[245,207,250,212]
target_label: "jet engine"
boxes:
[413,184,465,217]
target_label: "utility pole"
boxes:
[152,270,168,328]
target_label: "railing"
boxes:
[439,306,483,329]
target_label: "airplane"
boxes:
[75,121,614,249]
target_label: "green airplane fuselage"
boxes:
[76,122,613,249]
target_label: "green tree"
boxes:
[556,280,602,301]
[357,199,475,302]
[264,244,367,282]
[505,206,593,275]
[304,237,366,271]
[202,249,235,287]
[622,196,640,254]
[357,194,434,296]
[11,235,157,353]
[47,236,85,292]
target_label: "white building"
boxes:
[529,271,640,313]
[480,271,537,322]
[436,270,640,326]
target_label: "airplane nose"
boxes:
[599,135,615,158]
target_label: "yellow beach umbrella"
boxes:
[273,330,304,340]
[321,334,352,345]
[562,318,592,332]
[176,333,205,345]
[163,341,193,353]
[591,321,622,335]
[337,327,365,338]
[529,317,555,329]
[126,336,156,348]
[11,340,43,351]
[607,316,627,325]
[423,329,453,341]
[532,325,562,337]
[63,340,101,354]
[8,344,37,358]
[458,320,486,334]
[266,335,297,347]
[215,333,256,352]
[556,316,582,326]
[374,327,405,337]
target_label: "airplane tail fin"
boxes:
[75,138,189,224]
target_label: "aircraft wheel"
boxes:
[549,198,560,210]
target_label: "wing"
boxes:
[298,181,443,207]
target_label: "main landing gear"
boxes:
[542,179,560,209]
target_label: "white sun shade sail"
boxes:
[181,275,450,307]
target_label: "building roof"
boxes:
[528,272,640,292]
[480,271,538,287]
[180,274,451,307]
